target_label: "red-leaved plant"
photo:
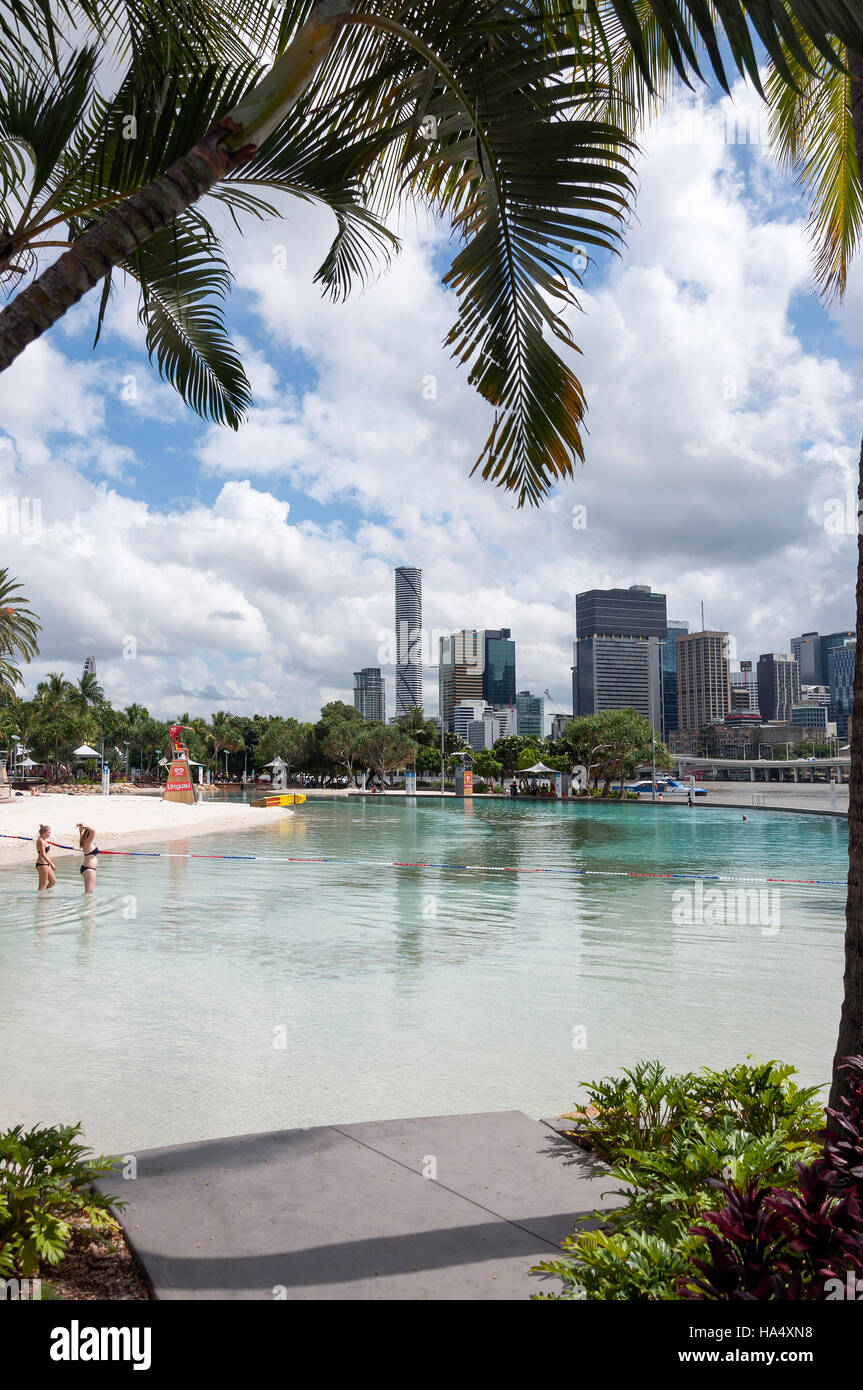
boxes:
[684,1057,863,1300]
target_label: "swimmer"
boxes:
[77,822,99,895]
[35,824,56,890]
[742,815,748,822]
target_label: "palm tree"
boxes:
[33,670,77,779]
[206,710,245,774]
[0,0,828,504]
[0,568,40,698]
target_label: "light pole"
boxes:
[11,734,19,778]
[155,749,161,782]
[124,740,130,780]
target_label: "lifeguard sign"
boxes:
[163,724,197,805]
[454,753,474,797]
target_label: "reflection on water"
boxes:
[0,799,848,1152]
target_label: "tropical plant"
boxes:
[686,1056,863,1300]
[11,1,859,502]
[0,568,40,698]
[355,722,415,788]
[205,709,245,771]
[254,715,309,778]
[533,1058,825,1301]
[322,717,365,784]
[0,1121,123,1279]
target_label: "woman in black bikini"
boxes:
[77,823,99,895]
[35,824,56,891]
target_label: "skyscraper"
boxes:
[353,668,386,723]
[756,653,800,722]
[394,567,423,717]
[82,655,96,678]
[661,619,689,738]
[575,585,667,640]
[574,585,666,732]
[439,630,484,730]
[828,640,855,739]
[790,632,821,686]
[483,629,516,708]
[516,690,544,739]
[676,631,731,730]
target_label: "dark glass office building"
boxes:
[576,586,668,641]
[483,628,516,708]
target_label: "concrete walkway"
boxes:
[107,1112,619,1300]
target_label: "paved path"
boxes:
[107,1112,619,1300]
[697,783,848,817]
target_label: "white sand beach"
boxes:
[0,791,293,866]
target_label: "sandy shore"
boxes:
[0,791,293,866]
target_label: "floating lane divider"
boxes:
[0,833,846,886]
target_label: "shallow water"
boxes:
[0,798,849,1152]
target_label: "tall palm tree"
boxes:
[33,670,77,779]
[0,568,40,698]
[206,709,245,773]
[4,3,861,501]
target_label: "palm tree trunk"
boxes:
[829,51,863,1117]
[0,1,347,373]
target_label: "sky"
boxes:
[1,74,861,725]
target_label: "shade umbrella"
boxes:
[73,744,100,758]
[522,762,558,775]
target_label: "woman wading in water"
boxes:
[77,822,99,895]
[35,824,56,890]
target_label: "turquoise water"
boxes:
[0,798,849,1153]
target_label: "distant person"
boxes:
[77,822,99,894]
[35,824,56,891]
[687,790,692,807]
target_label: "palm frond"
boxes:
[766,26,859,304]
[123,213,252,428]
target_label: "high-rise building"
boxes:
[790,632,821,686]
[661,619,688,737]
[483,629,516,707]
[394,566,423,717]
[756,653,800,723]
[353,668,386,722]
[677,631,731,730]
[820,631,855,685]
[828,639,855,740]
[516,690,544,739]
[576,636,663,731]
[574,585,667,733]
[82,655,96,678]
[730,659,759,713]
[575,585,667,640]
[439,630,484,730]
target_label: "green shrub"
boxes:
[534,1059,824,1300]
[0,1123,124,1278]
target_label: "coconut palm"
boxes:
[4,3,863,501]
[0,568,40,697]
[206,709,245,773]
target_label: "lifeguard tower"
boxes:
[163,725,197,805]
[453,751,474,797]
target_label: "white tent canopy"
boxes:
[73,744,100,757]
[521,762,558,775]
[265,757,286,767]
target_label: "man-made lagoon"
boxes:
[0,799,847,1152]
